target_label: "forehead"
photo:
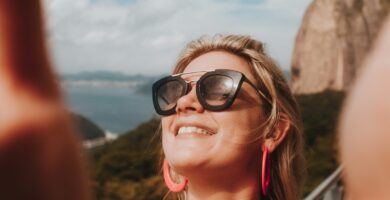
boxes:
[183,51,256,81]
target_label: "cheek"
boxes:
[161,116,174,133]
[209,111,263,168]
[161,117,174,151]
[214,108,264,143]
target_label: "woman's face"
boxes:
[162,51,266,175]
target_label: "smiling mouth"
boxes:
[177,126,215,136]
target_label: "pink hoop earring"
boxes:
[163,159,188,192]
[262,147,271,196]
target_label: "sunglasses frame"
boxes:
[152,69,268,116]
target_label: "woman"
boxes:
[152,35,305,199]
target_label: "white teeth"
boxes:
[177,126,214,135]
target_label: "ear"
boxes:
[262,113,291,153]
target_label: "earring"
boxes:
[163,159,188,192]
[261,146,271,196]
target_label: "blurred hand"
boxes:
[339,16,390,199]
[0,1,90,200]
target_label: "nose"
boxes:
[175,83,205,114]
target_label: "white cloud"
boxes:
[43,0,312,75]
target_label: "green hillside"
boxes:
[72,113,106,140]
[88,90,345,199]
[297,90,345,195]
[88,119,167,200]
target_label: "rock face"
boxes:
[291,0,390,94]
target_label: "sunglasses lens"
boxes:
[201,75,234,106]
[157,80,185,112]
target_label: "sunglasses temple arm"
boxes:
[172,70,215,77]
[244,77,272,104]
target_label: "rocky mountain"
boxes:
[72,113,105,140]
[291,0,390,94]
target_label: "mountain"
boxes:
[283,70,291,82]
[61,71,156,82]
[291,0,390,94]
[61,71,164,91]
[134,74,167,96]
[72,113,106,140]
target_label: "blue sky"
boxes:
[44,0,312,75]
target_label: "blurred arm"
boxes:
[0,1,90,200]
[339,16,390,199]
[0,0,58,98]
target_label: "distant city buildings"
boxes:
[62,80,145,89]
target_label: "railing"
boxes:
[304,166,344,200]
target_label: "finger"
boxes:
[339,16,390,199]
[0,0,59,99]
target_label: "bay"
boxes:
[63,86,156,134]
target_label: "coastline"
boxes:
[83,130,119,149]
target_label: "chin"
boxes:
[165,150,209,174]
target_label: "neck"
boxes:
[184,165,261,200]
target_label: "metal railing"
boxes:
[304,166,344,200]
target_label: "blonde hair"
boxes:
[163,34,305,200]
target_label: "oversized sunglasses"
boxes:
[152,69,270,116]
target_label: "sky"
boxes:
[43,0,312,75]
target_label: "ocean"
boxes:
[63,86,157,134]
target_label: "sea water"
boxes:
[64,86,156,134]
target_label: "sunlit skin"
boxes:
[339,17,390,200]
[161,51,288,199]
[0,1,90,200]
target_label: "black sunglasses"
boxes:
[152,69,270,116]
